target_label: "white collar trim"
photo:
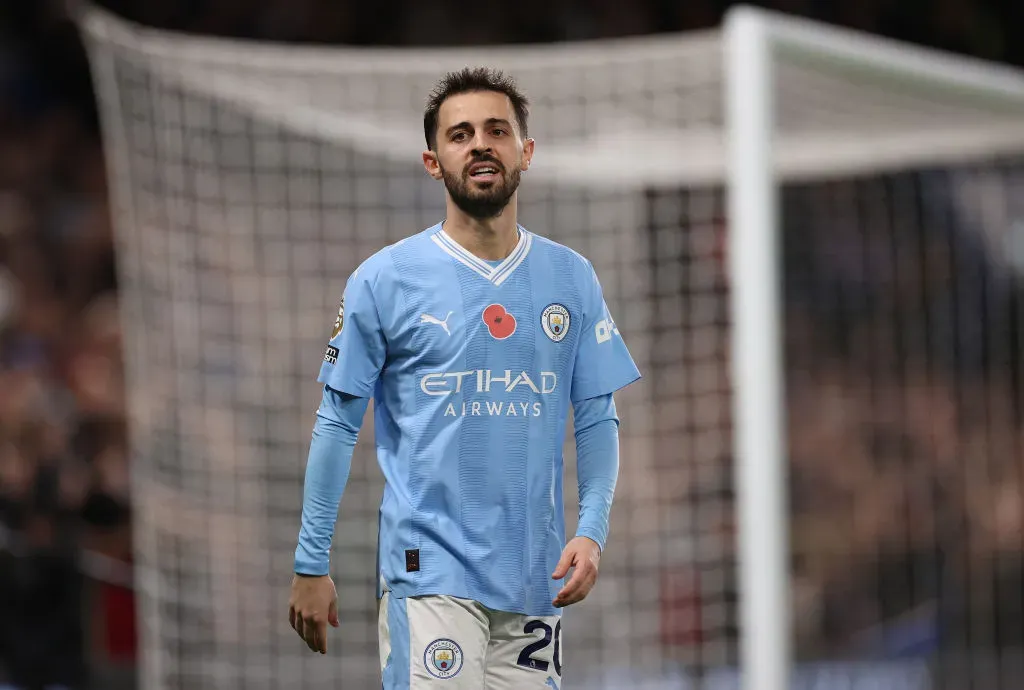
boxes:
[431,227,532,286]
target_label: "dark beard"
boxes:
[440,158,521,219]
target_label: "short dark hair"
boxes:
[423,67,530,150]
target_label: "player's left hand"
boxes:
[551,536,601,607]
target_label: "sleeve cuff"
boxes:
[293,559,330,576]
[575,527,606,553]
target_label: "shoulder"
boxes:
[527,230,591,268]
[348,224,442,291]
[344,248,390,296]
[526,230,596,280]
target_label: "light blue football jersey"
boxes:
[318,222,641,616]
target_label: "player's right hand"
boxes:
[288,574,340,654]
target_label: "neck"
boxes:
[442,197,520,261]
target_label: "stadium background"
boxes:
[1,0,1023,689]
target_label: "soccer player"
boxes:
[289,67,641,689]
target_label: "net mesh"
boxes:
[79,4,1024,689]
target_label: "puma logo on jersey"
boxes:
[420,311,454,336]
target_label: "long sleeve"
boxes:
[572,392,620,551]
[293,385,370,575]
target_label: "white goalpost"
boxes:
[78,2,1024,688]
[725,12,789,690]
[726,9,1024,690]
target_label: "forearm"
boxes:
[573,393,620,551]
[293,386,368,575]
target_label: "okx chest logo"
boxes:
[482,304,516,340]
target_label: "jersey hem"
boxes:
[570,371,642,405]
[316,372,374,399]
[381,582,561,618]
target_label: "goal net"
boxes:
[77,4,1024,689]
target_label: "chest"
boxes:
[384,270,583,372]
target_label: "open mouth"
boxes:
[468,162,501,183]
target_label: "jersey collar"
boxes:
[431,225,532,286]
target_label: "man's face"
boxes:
[426,90,534,219]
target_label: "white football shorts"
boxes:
[378,588,563,689]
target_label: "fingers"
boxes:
[551,549,574,580]
[552,568,584,607]
[289,576,337,654]
[299,615,320,653]
[316,619,328,654]
[552,559,598,608]
[290,606,327,654]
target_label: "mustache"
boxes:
[465,155,504,172]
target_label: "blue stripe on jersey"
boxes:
[528,246,579,607]
[480,252,564,609]
[390,238,464,594]
[453,256,495,601]
[480,263,534,606]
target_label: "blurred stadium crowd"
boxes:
[1,0,1023,688]
[780,174,1024,663]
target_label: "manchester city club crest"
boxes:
[541,304,571,342]
[424,638,464,679]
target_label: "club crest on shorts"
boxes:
[541,304,571,342]
[424,638,463,679]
